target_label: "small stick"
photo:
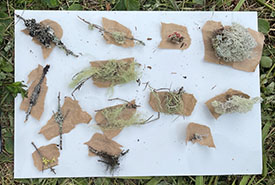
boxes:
[78,16,145,46]
[31,142,56,174]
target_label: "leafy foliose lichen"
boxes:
[69,60,139,89]
[211,95,261,114]
[211,23,257,62]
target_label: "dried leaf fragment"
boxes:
[149,91,197,116]
[20,65,48,121]
[186,122,215,148]
[158,22,191,50]
[39,97,92,140]
[202,20,265,72]
[32,143,60,172]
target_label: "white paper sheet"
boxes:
[14,10,262,178]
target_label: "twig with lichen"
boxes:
[31,142,56,174]
[25,65,50,122]
[52,92,69,150]
[88,146,129,172]
[15,14,78,57]
[78,16,145,46]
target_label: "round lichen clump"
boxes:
[211,23,257,62]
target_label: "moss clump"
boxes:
[100,104,141,129]
[212,23,257,62]
[211,95,261,114]
[69,60,138,89]
[152,90,184,114]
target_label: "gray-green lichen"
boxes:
[211,23,257,62]
[211,95,261,114]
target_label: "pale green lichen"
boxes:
[212,23,257,62]
[211,95,261,114]
[111,31,126,45]
[101,104,142,129]
[69,60,138,89]
[152,90,184,114]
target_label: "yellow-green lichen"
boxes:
[69,60,138,89]
[211,95,261,114]
[100,104,141,129]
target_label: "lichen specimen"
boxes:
[24,65,50,122]
[31,142,60,174]
[98,101,140,130]
[16,14,78,58]
[152,90,184,114]
[212,23,257,62]
[211,95,261,114]
[168,31,184,45]
[39,97,92,140]
[85,133,128,172]
[149,87,197,116]
[158,22,191,50]
[52,92,69,150]
[78,16,145,46]
[70,58,139,97]
[186,122,215,148]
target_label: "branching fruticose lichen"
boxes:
[211,23,257,62]
[211,95,261,114]
[16,14,78,57]
[69,60,138,96]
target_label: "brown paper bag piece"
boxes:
[22,19,63,59]
[102,17,134,48]
[20,65,48,121]
[205,88,250,119]
[90,57,135,88]
[186,122,215,148]
[158,22,191,50]
[202,21,265,72]
[84,133,122,157]
[39,97,92,140]
[32,144,60,171]
[95,100,136,139]
[149,92,197,116]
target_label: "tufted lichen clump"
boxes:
[211,95,261,115]
[211,23,257,62]
[152,89,184,114]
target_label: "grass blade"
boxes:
[146,177,162,185]
[196,176,204,185]
[233,0,246,11]
[239,176,250,185]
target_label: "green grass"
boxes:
[1,0,274,184]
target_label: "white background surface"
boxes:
[14,10,262,178]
